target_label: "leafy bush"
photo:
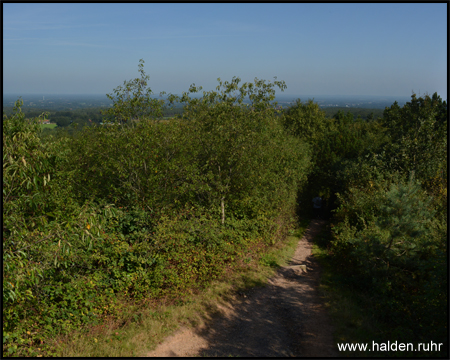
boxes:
[282,98,327,143]
[284,101,388,218]
[380,92,447,199]
[280,92,447,353]
[330,174,447,346]
[101,59,167,124]
[3,67,313,356]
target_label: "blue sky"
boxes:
[3,3,447,99]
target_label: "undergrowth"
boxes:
[51,220,309,357]
[312,223,447,358]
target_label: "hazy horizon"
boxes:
[3,93,415,101]
[3,3,447,99]
[3,92,415,98]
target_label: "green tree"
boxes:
[291,103,387,217]
[171,76,305,224]
[333,109,354,123]
[101,59,167,124]
[3,99,53,221]
[282,98,327,143]
[380,92,447,206]
[382,92,447,142]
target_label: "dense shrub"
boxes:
[380,92,447,204]
[3,69,312,356]
[282,91,447,352]
[331,175,447,346]
[4,61,446,356]
[283,101,388,217]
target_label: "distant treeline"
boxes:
[2,106,185,128]
[321,107,384,120]
[3,103,383,130]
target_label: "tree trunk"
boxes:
[221,197,225,225]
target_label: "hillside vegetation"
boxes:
[3,60,447,357]
[289,92,447,356]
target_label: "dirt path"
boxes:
[145,219,338,357]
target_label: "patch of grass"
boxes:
[53,219,310,357]
[258,253,279,267]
